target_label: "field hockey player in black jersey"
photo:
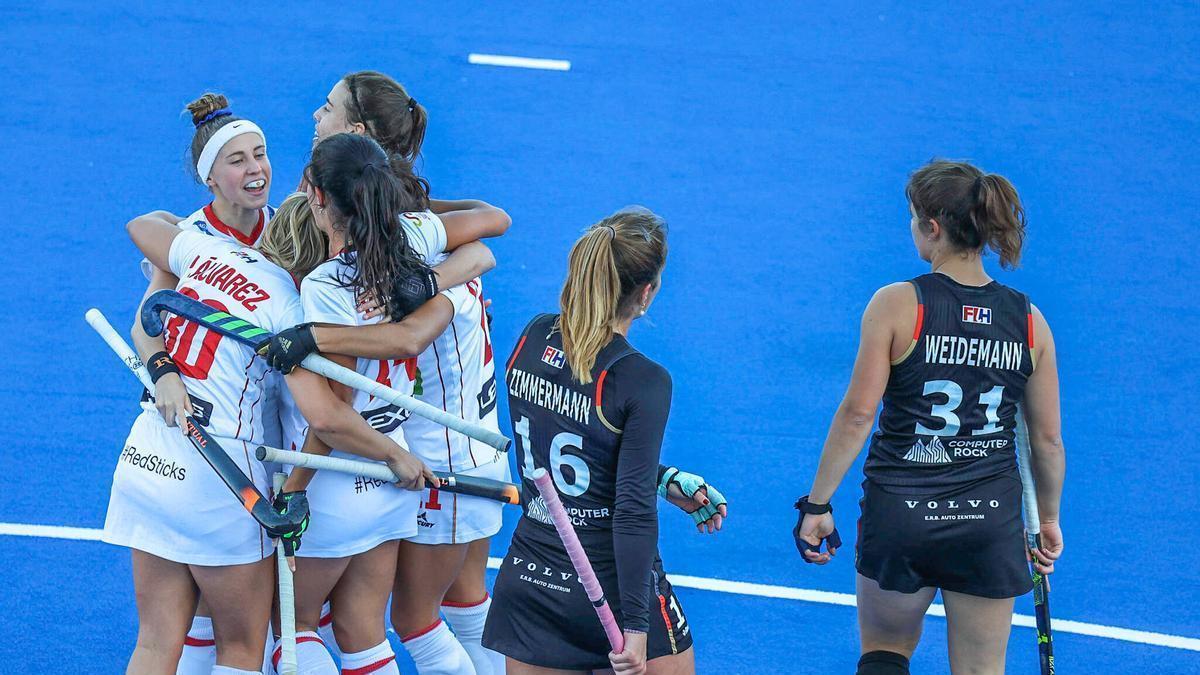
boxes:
[795,161,1066,675]
[484,207,710,675]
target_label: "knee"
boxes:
[857,650,910,675]
[390,593,441,636]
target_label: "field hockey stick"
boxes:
[85,308,154,391]
[1016,406,1055,675]
[86,308,297,535]
[529,468,624,653]
[140,289,512,453]
[273,473,298,675]
[256,446,521,505]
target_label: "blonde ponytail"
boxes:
[558,207,669,384]
[259,192,329,280]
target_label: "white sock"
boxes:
[318,602,341,660]
[211,667,261,675]
[400,620,474,675]
[340,639,400,675]
[272,631,338,675]
[175,615,216,675]
[442,596,503,675]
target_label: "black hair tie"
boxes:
[407,97,418,113]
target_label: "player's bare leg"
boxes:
[293,556,350,634]
[942,590,1014,675]
[128,550,198,675]
[191,557,274,670]
[856,573,936,658]
[328,540,402,653]
[392,540,469,635]
[444,537,490,604]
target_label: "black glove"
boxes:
[268,490,310,556]
[388,267,438,319]
[257,323,318,374]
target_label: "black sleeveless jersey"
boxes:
[864,273,1035,494]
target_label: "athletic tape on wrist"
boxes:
[196,120,266,180]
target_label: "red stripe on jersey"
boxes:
[912,303,925,341]
[431,340,453,472]
[203,203,264,247]
[507,335,527,372]
[449,320,477,468]
[1027,313,1035,350]
[595,369,610,408]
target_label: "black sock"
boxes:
[856,650,910,675]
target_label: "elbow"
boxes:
[836,401,876,430]
[489,207,512,236]
[1032,432,1065,457]
[477,246,497,275]
[305,409,343,439]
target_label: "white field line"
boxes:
[468,53,571,71]
[5,521,1198,652]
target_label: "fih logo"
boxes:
[541,345,565,369]
[961,305,992,325]
[904,436,951,464]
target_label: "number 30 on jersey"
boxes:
[514,415,591,496]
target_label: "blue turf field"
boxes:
[1,2,1198,672]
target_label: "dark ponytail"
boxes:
[342,70,428,165]
[906,159,1027,269]
[305,133,431,309]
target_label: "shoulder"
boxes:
[609,350,671,390]
[178,206,214,234]
[864,281,918,322]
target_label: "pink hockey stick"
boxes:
[529,468,625,653]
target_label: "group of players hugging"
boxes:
[103,69,1064,675]
[102,71,725,675]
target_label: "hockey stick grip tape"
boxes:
[298,353,512,453]
[256,446,521,505]
[1015,404,1041,536]
[273,473,297,675]
[141,290,511,453]
[86,309,155,392]
[530,468,625,653]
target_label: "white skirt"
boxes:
[410,454,512,545]
[103,411,271,566]
[298,446,421,558]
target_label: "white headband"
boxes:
[196,120,267,181]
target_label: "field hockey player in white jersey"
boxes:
[264,132,488,675]
[124,92,284,674]
[112,204,439,674]
[307,70,512,672]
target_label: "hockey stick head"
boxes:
[141,289,273,348]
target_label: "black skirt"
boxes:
[855,474,1033,598]
[483,529,693,670]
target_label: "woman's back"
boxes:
[866,272,1034,493]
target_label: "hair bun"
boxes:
[186,93,231,126]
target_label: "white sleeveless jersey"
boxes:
[301,255,417,449]
[396,210,502,470]
[163,230,302,445]
[141,203,276,280]
[407,279,502,471]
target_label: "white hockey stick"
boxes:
[273,472,297,675]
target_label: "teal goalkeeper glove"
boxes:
[658,466,728,528]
